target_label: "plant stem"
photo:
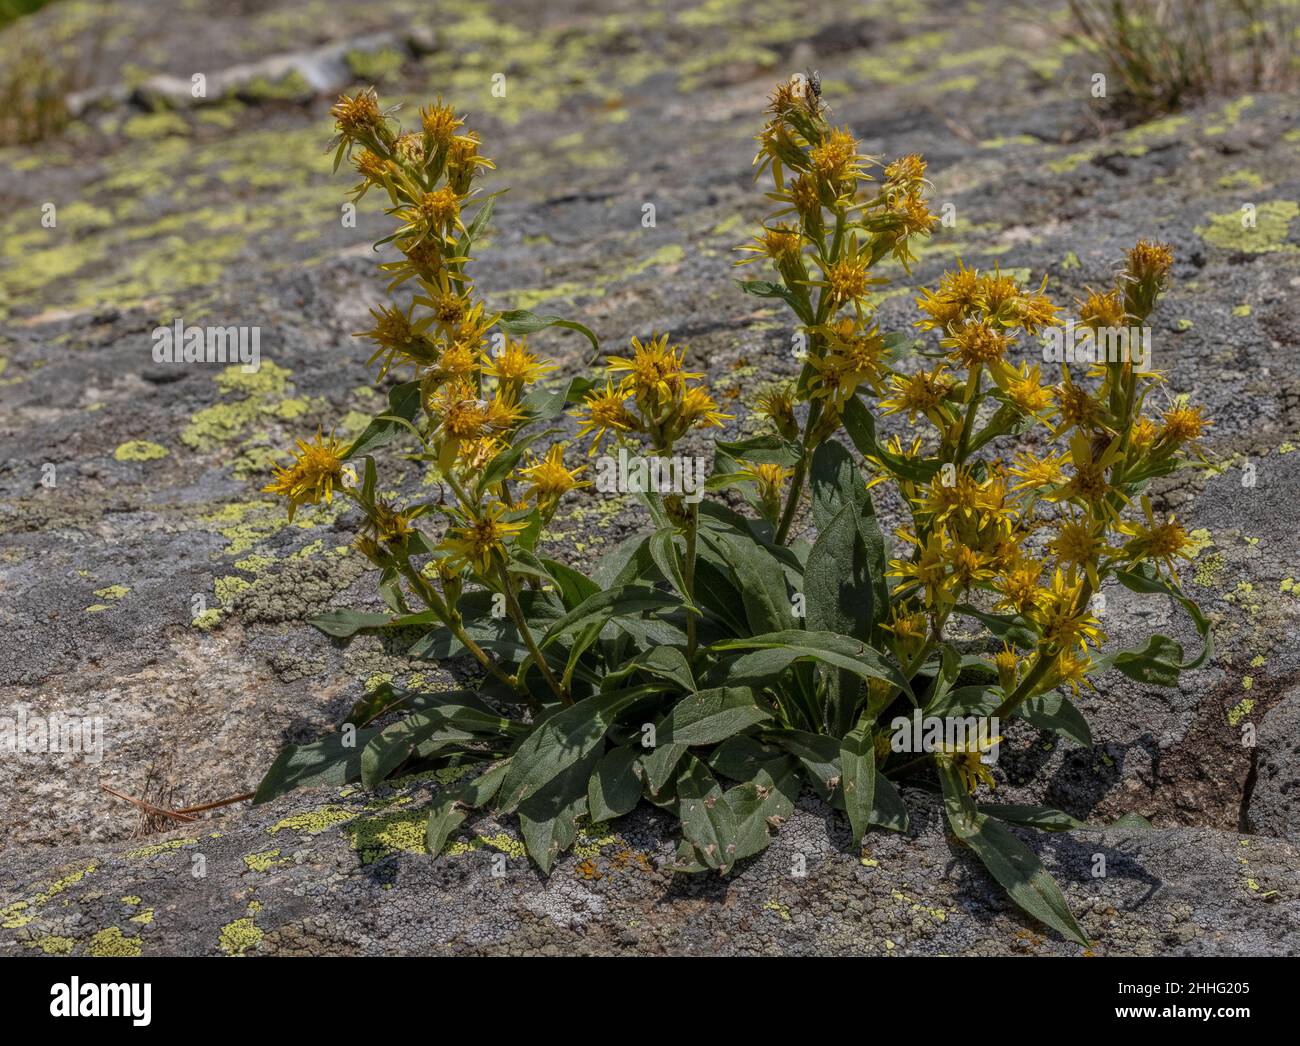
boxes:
[496,559,570,705]
[399,564,520,695]
[684,501,699,662]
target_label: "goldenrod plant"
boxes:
[257,80,1211,947]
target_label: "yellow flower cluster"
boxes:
[264,88,594,660]
[874,244,1206,706]
[574,334,731,455]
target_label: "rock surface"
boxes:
[3,774,1297,956]
[1,0,1298,954]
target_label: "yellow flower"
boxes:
[1078,288,1127,330]
[519,445,590,507]
[914,261,982,331]
[1053,374,1107,433]
[756,384,798,439]
[429,380,489,442]
[810,234,885,308]
[1157,403,1210,448]
[356,303,438,376]
[992,642,1019,693]
[942,318,1010,368]
[437,501,527,576]
[739,461,791,519]
[736,224,803,269]
[482,337,555,386]
[363,500,416,546]
[1008,449,1068,492]
[1034,568,1105,652]
[881,603,928,659]
[880,366,955,424]
[992,557,1048,616]
[1049,517,1111,588]
[1119,496,1192,579]
[809,127,869,189]
[1001,362,1055,416]
[938,732,1003,794]
[573,380,638,454]
[1126,239,1174,286]
[263,429,348,521]
[419,99,465,148]
[679,384,732,430]
[888,529,954,605]
[1047,649,1096,698]
[436,340,481,382]
[607,334,699,406]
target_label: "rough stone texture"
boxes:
[3,774,1297,956]
[1248,688,1300,841]
[1,0,1298,954]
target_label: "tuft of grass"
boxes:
[1067,0,1298,115]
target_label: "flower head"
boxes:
[263,429,348,521]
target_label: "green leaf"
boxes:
[518,750,597,873]
[724,763,800,861]
[840,719,877,848]
[715,433,802,468]
[637,736,687,798]
[498,686,654,811]
[676,755,739,872]
[841,395,941,484]
[519,375,596,422]
[700,530,792,636]
[539,584,680,650]
[587,745,642,822]
[735,278,813,324]
[308,607,430,639]
[937,760,1089,946]
[1018,690,1092,748]
[707,736,791,781]
[649,528,699,613]
[766,729,840,799]
[346,381,422,459]
[540,557,601,610]
[1110,564,1213,673]
[498,309,601,362]
[253,728,380,803]
[660,686,772,746]
[710,630,913,699]
[602,644,696,693]
[425,801,468,859]
[870,772,909,832]
[953,604,1039,648]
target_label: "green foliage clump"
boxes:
[256,79,1211,947]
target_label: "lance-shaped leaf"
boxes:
[253,727,380,803]
[498,685,656,811]
[724,762,800,862]
[518,750,597,873]
[426,761,511,858]
[539,585,680,650]
[676,755,739,872]
[976,804,1153,833]
[587,745,642,822]
[709,630,913,700]
[498,309,601,362]
[937,759,1089,947]
[840,718,877,848]
[700,530,791,636]
[659,686,772,746]
[1017,690,1092,748]
[346,380,422,459]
